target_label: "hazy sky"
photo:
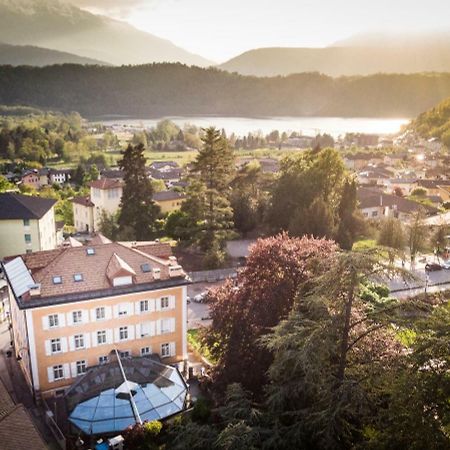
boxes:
[69,0,450,62]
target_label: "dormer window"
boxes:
[86,248,95,255]
[141,263,151,273]
[73,273,83,282]
[52,276,62,284]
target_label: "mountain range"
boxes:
[0,0,212,67]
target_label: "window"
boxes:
[118,304,128,316]
[119,327,128,340]
[23,219,30,226]
[99,355,108,365]
[24,234,31,243]
[96,307,105,320]
[52,276,62,285]
[51,338,61,354]
[141,347,151,356]
[73,273,83,282]
[140,300,149,313]
[72,311,82,324]
[53,365,64,381]
[161,318,172,334]
[86,247,95,255]
[97,330,106,345]
[74,334,84,349]
[160,297,169,310]
[76,360,87,376]
[141,263,151,273]
[26,249,32,254]
[48,314,59,328]
[161,343,170,358]
[371,211,378,217]
[119,351,130,358]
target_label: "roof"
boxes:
[63,236,83,247]
[89,178,123,190]
[119,241,173,259]
[416,179,450,189]
[89,233,112,245]
[3,242,187,308]
[66,355,187,435]
[148,169,182,180]
[153,191,186,202]
[71,196,94,207]
[357,188,438,215]
[149,161,179,169]
[0,379,47,450]
[0,193,56,220]
[100,169,124,179]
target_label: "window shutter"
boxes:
[84,333,91,349]
[61,337,68,353]
[70,362,77,378]
[91,332,97,347]
[169,296,176,309]
[169,342,176,357]
[63,363,71,379]
[90,309,97,322]
[47,367,54,383]
[59,313,66,327]
[128,326,135,340]
[126,303,133,316]
[82,310,89,324]
[155,299,161,312]
[113,305,119,318]
[69,336,75,352]
[135,302,141,315]
[150,321,156,337]
[170,318,176,333]
[45,340,51,356]
[114,328,120,343]
[156,320,161,335]
[66,312,73,326]
[149,299,156,313]
[135,324,141,338]
[105,306,112,320]
[106,329,114,344]
[42,316,49,331]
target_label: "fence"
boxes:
[42,397,67,450]
[188,268,237,283]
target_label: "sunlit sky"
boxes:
[69,0,450,62]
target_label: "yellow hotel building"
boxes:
[2,240,189,399]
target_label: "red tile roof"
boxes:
[89,178,123,190]
[71,196,94,207]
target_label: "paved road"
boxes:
[187,281,225,329]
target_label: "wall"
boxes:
[29,285,186,396]
[73,203,94,233]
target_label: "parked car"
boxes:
[193,292,207,303]
[425,263,442,272]
[441,260,450,270]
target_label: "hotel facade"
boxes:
[2,241,189,399]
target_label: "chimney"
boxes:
[153,268,161,280]
[169,265,183,278]
[28,283,41,297]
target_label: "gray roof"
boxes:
[153,191,185,202]
[0,193,56,220]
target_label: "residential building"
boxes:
[153,191,186,215]
[2,241,189,399]
[49,169,71,185]
[72,178,123,233]
[21,170,41,190]
[0,193,57,259]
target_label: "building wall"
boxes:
[0,208,56,258]
[22,174,40,190]
[91,186,122,228]
[28,285,186,396]
[73,203,95,233]
[156,198,185,215]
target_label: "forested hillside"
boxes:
[412,97,450,146]
[1,64,450,118]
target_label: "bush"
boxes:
[143,420,162,437]
[191,397,211,423]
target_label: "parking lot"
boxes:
[187,281,225,329]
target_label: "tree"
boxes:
[184,127,235,254]
[407,208,428,269]
[118,143,160,240]
[98,210,120,240]
[378,217,405,263]
[0,175,14,192]
[204,233,336,393]
[431,223,448,261]
[88,163,100,182]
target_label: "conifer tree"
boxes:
[118,143,159,240]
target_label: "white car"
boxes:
[193,292,206,303]
[441,260,450,269]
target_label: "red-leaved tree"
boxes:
[204,233,336,394]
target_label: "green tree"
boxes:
[407,208,428,269]
[378,217,405,264]
[118,143,160,240]
[98,210,120,240]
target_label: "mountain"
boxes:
[0,0,212,67]
[411,97,450,144]
[2,64,450,118]
[0,42,108,66]
[219,32,450,77]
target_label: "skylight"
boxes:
[73,274,83,282]
[140,263,151,273]
[52,276,62,284]
[86,248,95,255]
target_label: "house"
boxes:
[49,169,71,185]
[72,178,123,233]
[153,191,186,215]
[344,153,383,170]
[38,168,50,187]
[148,168,182,187]
[0,193,57,259]
[357,187,438,221]
[149,161,180,172]
[21,170,41,190]
[357,166,394,186]
[2,241,189,399]
[415,179,450,202]
[0,378,47,450]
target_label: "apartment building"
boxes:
[2,241,189,399]
[0,193,57,259]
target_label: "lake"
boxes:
[97,116,411,138]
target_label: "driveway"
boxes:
[187,281,225,329]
